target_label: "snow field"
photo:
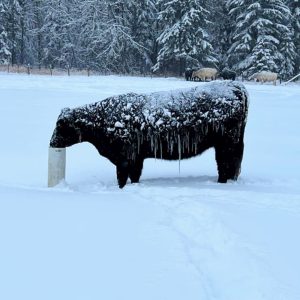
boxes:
[0,73,300,300]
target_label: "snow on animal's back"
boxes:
[74,80,249,139]
[147,80,248,105]
[138,80,248,128]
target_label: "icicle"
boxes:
[170,138,174,155]
[178,134,181,174]
[131,149,136,161]
[221,124,224,135]
[191,137,194,154]
[154,137,157,160]
[166,131,170,154]
[150,134,154,152]
[160,138,163,159]
[137,131,140,154]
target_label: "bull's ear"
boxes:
[60,107,71,117]
[56,117,66,127]
[57,107,73,126]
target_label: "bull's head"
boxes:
[50,108,82,148]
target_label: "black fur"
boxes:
[184,68,196,81]
[219,68,236,80]
[50,81,248,188]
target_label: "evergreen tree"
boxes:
[208,0,231,70]
[287,0,300,74]
[0,0,299,76]
[6,0,22,65]
[17,0,27,65]
[126,0,157,73]
[83,0,157,74]
[76,0,107,70]
[279,25,296,79]
[25,0,46,68]
[97,0,138,73]
[0,2,11,64]
[41,0,78,68]
[227,0,293,77]
[154,0,216,75]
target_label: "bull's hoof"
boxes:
[118,181,126,188]
[130,180,139,184]
[218,176,227,183]
[117,175,128,188]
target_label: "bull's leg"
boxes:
[116,160,129,188]
[129,158,144,183]
[215,138,244,183]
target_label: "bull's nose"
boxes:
[49,129,60,147]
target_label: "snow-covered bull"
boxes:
[192,68,218,81]
[250,71,278,85]
[50,81,249,188]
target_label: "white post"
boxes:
[48,147,66,187]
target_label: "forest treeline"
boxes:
[0,0,299,78]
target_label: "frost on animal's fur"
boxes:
[50,81,249,188]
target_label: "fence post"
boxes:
[27,64,30,75]
[67,65,70,76]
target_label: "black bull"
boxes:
[50,81,249,188]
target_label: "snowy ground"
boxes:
[0,73,300,300]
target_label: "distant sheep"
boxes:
[219,68,236,81]
[50,81,249,188]
[192,68,218,81]
[250,71,278,85]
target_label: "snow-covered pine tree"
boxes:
[126,0,157,74]
[39,0,61,68]
[75,0,108,71]
[5,0,23,65]
[279,25,296,80]
[16,0,28,65]
[287,0,300,75]
[25,0,46,68]
[208,0,232,70]
[87,0,155,74]
[58,0,81,69]
[41,0,78,69]
[227,0,293,77]
[0,2,11,64]
[95,0,134,73]
[153,0,216,75]
[1,0,299,76]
